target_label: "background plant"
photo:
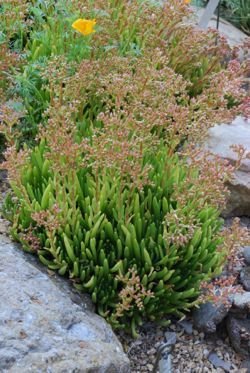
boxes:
[0,0,95,140]
[195,0,250,35]
[1,0,247,143]
[226,0,250,34]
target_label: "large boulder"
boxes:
[0,235,130,373]
[204,116,250,217]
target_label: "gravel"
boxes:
[118,320,246,373]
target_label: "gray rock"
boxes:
[226,316,250,357]
[165,332,177,346]
[204,116,250,217]
[208,352,231,372]
[240,267,250,291]
[244,246,250,265]
[232,292,250,311]
[225,170,250,217]
[0,236,130,373]
[192,302,230,333]
[179,319,193,335]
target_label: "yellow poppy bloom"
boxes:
[72,19,96,36]
[184,0,191,3]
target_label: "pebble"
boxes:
[147,363,154,371]
[148,348,156,355]
[203,348,210,357]
[164,331,177,346]
[179,320,193,335]
[208,352,232,372]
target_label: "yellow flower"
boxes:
[184,0,191,3]
[72,19,96,36]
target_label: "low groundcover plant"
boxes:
[3,138,228,337]
[1,0,249,337]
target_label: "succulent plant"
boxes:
[4,142,225,336]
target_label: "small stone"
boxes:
[164,332,177,346]
[243,247,250,265]
[203,349,210,358]
[240,267,250,291]
[208,352,231,372]
[179,320,193,335]
[148,348,156,355]
[147,363,154,371]
[193,302,230,333]
[233,292,250,311]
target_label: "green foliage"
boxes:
[9,63,49,136]
[0,0,95,138]
[223,0,250,35]
[4,140,225,336]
